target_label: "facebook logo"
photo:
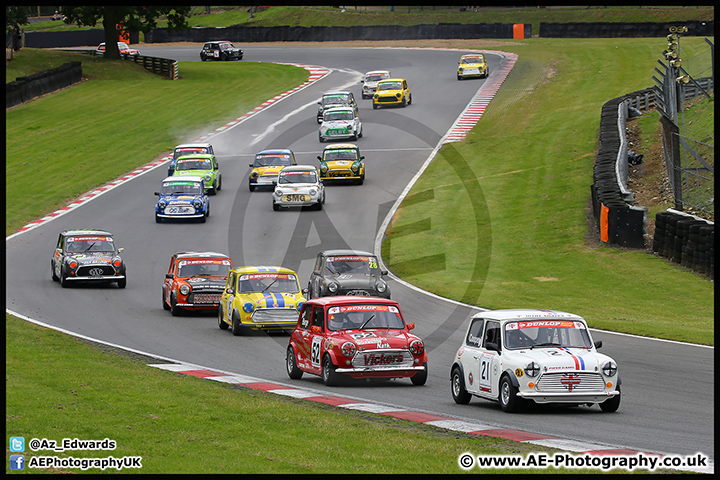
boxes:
[9,436,25,452]
[9,454,25,470]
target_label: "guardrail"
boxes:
[84,50,178,80]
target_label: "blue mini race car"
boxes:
[154,176,210,223]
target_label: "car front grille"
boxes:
[188,293,222,305]
[535,372,606,393]
[377,96,399,103]
[352,350,414,369]
[339,289,372,296]
[76,265,115,277]
[251,308,299,324]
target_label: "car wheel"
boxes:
[209,185,217,195]
[231,311,245,336]
[249,180,255,192]
[217,306,229,330]
[316,198,323,210]
[286,346,304,379]
[117,277,127,289]
[322,354,339,386]
[170,294,182,317]
[51,261,59,281]
[499,375,521,413]
[457,75,462,80]
[155,214,163,223]
[401,97,407,107]
[357,173,364,185]
[407,93,412,105]
[411,362,428,386]
[273,202,280,211]
[319,133,324,143]
[162,288,170,310]
[599,386,621,412]
[217,176,222,191]
[451,367,472,404]
[199,213,207,223]
[60,266,70,288]
[221,53,228,61]
[358,126,363,138]
[200,54,206,61]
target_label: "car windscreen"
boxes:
[322,95,349,106]
[66,236,115,253]
[377,82,402,91]
[325,255,380,275]
[326,304,404,331]
[366,75,386,82]
[161,181,202,195]
[174,147,209,160]
[324,149,359,161]
[177,260,231,278]
[220,43,234,50]
[462,57,483,64]
[254,154,292,167]
[237,273,299,294]
[175,158,211,171]
[504,320,593,350]
[278,171,317,184]
[324,111,353,121]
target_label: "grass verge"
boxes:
[7,313,623,474]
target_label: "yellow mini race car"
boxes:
[373,78,412,109]
[317,143,365,184]
[457,54,489,80]
[248,149,297,191]
[218,266,306,335]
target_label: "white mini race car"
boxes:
[273,165,325,211]
[450,309,621,413]
[319,106,362,143]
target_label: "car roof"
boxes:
[321,249,375,257]
[256,149,293,154]
[461,54,484,58]
[230,266,298,275]
[471,309,585,323]
[175,143,212,149]
[161,175,204,183]
[306,295,399,307]
[365,70,390,75]
[207,40,232,44]
[60,229,113,237]
[280,164,318,172]
[378,78,406,83]
[175,154,214,160]
[322,91,352,96]
[174,251,231,260]
[323,143,359,150]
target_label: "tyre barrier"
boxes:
[651,210,714,279]
[6,61,82,108]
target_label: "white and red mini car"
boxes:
[287,296,428,386]
[451,309,621,413]
[96,42,140,56]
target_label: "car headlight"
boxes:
[113,259,122,267]
[409,339,424,355]
[524,361,540,377]
[320,163,328,173]
[309,188,317,196]
[376,280,387,293]
[327,282,339,293]
[341,341,356,357]
[458,67,464,73]
[351,162,360,173]
[193,200,202,209]
[204,173,212,182]
[373,94,378,99]
[250,171,258,179]
[296,301,304,312]
[274,189,283,197]
[602,360,618,377]
[69,260,78,269]
[243,302,254,313]
[157,200,166,209]
[179,284,190,295]
[395,93,401,98]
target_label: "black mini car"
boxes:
[307,249,390,299]
[200,41,243,61]
[51,229,126,288]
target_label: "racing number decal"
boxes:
[311,336,322,368]
[478,353,493,390]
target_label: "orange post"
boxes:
[513,24,525,39]
[600,204,609,243]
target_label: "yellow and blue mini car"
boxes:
[457,54,489,80]
[248,149,297,191]
[373,78,412,109]
[317,143,365,184]
[218,266,306,335]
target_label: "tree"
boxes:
[62,6,191,59]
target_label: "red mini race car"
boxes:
[286,296,428,386]
[162,251,233,316]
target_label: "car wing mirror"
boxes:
[249,163,254,167]
[155,192,160,196]
[594,340,603,349]
[118,248,124,253]
[360,156,365,160]
[166,273,173,279]
[406,322,415,330]
[381,270,388,276]
[486,342,501,354]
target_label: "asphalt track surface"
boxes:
[6,45,713,469]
